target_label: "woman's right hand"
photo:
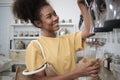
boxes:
[75,58,100,77]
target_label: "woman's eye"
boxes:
[54,12,57,16]
[46,15,52,19]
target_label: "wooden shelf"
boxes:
[13,37,38,40]
[59,23,74,26]
[11,23,33,26]
[10,49,26,52]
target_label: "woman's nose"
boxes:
[53,15,59,21]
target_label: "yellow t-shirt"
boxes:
[25,31,85,75]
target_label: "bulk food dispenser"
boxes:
[78,0,120,80]
[93,0,120,80]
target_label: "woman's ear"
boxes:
[34,20,42,28]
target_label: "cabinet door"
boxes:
[9,51,25,62]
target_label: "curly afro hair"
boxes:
[12,0,50,26]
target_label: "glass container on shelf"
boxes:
[34,30,39,37]
[29,31,35,37]
[111,29,120,55]
[15,41,25,49]
[102,32,113,71]
[59,28,67,36]
[14,31,18,37]
[116,29,120,43]
[110,54,120,80]
[23,31,29,37]
[102,32,114,55]
[102,29,120,72]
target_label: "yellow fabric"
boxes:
[25,31,85,75]
[25,41,46,72]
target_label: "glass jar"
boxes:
[113,55,120,63]
[15,41,25,49]
[94,0,106,28]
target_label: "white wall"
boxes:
[0,0,13,3]
[49,0,81,31]
[0,3,14,56]
[0,0,82,56]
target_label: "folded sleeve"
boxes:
[25,40,46,72]
[65,31,86,52]
[74,32,86,51]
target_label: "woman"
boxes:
[12,0,100,80]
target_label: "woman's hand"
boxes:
[75,58,100,77]
[77,0,94,4]
[77,0,84,3]
[77,0,95,39]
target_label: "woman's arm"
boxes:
[34,59,100,80]
[77,0,94,39]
